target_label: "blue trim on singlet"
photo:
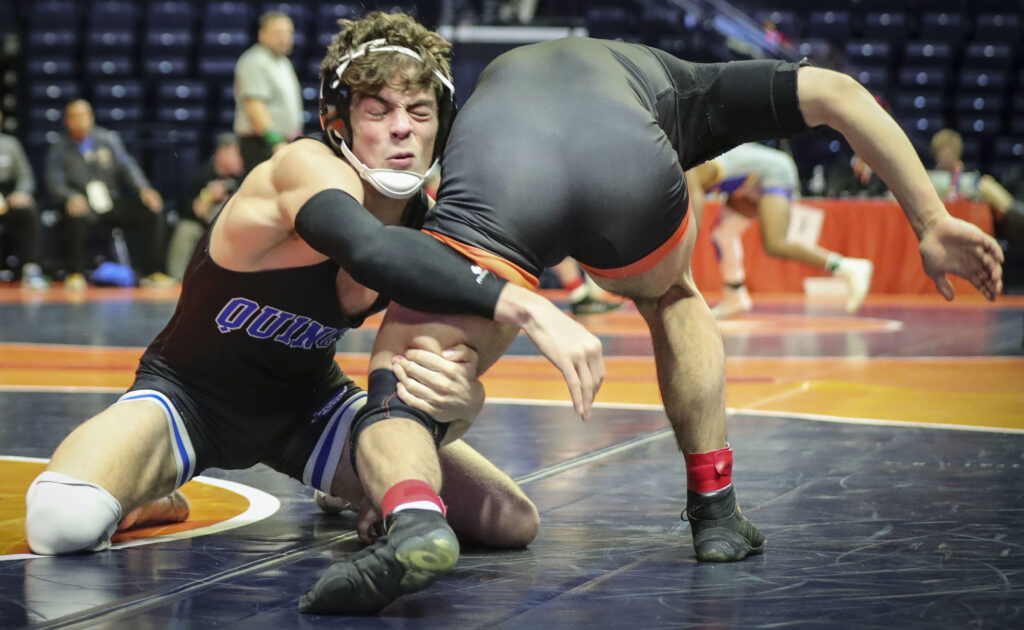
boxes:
[120,391,192,488]
[310,391,366,489]
[761,186,793,199]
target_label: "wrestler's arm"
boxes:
[277,144,604,418]
[797,67,1003,300]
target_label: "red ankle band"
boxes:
[380,479,446,520]
[684,446,733,493]
[562,277,584,292]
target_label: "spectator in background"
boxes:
[233,12,304,174]
[45,99,173,290]
[0,109,47,289]
[165,133,244,280]
[929,129,1024,249]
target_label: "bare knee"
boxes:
[481,493,540,549]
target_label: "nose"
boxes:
[390,109,413,140]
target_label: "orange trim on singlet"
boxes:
[422,230,540,289]
[579,210,691,280]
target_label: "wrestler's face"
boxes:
[349,84,438,175]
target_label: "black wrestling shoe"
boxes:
[684,485,766,562]
[571,295,624,316]
[299,509,459,615]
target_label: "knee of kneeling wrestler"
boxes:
[478,493,540,549]
[25,471,122,555]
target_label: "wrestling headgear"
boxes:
[320,38,456,199]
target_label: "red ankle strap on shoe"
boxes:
[684,445,733,493]
[380,479,447,521]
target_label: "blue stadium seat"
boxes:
[316,4,363,35]
[204,2,255,31]
[89,1,140,31]
[26,106,65,131]
[973,13,1019,43]
[85,30,137,55]
[918,12,966,44]
[85,56,137,78]
[807,11,851,43]
[847,66,889,91]
[956,115,1002,136]
[27,1,79,30]
[147,2,195,31]
[29,80,81,104]
[27,57,76,79]
[845,40,891,66]
[895,91,946,115]
[158,81,209,105]
[958,136,982,164]
[25,30,78,54]
[964,43,1013,70]
[861,12,908,43]
[218,107,235,127]
[958,69,1008,93]
[903,41,954,67]
[1011,117,1024,136]
[306,57,323,81]
[198,57,237,79]
[143,55,191,77]
[92,79,144,106]
[899,67,948,90]
[93,105,144,126]
[200,29,252,57]
[955,94,1003,116]
[144,29,194,56]
[993,136,1024,162]
[899,115,946,136]
[156,106,208,124]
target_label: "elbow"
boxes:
[798,68,869,130]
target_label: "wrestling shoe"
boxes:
[684,485,765,562]
[711,286,752,319]
[834,257,873,313]
[571,294,624,316]
[299,508,459,615]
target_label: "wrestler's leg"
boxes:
[300,308,519,615]
[757,193,830,267]
[759,194,874,312]
[589,219,765,562]
[25,397,184,554]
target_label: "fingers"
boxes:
[933,275,955,301]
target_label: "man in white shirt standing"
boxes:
[233,12,304,174]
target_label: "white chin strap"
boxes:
[339,140,439,199]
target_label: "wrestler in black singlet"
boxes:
[427,37,810,279]
[128,134,429,480]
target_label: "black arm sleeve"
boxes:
[294,188,507,319]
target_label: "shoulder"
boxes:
[272,140,364,204]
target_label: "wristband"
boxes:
[262,130,284,147]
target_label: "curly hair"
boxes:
[320,12,452,100]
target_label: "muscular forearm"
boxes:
[798,68,948,239]
[295,189,507,318]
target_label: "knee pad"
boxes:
[347,369,448,474]
[25,471,122,555]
